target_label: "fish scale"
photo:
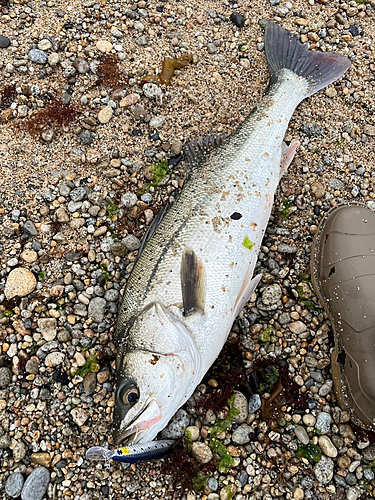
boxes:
[113,21,351,446]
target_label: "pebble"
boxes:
[294,488,304,500]
[318,435,337,458]
[0,35,11,48]
[289,321,307,335]
[232,391,249,423]
[294,425,309,445]
[0,367,12,388]
[23,221,38,236]
[149,116,165,128]
[143,83,162,99]
[230,13,245,28]
[98,106,113,124]
[262,284,282,305]
[315,412,332,434]
[124,234,141,251]
[5,472,24,498]
[232,425,251,445]
[314,455,334,484]
[31,451,51,467]
[44,352,65,367]
[248,393,261,413]
[13,440,28,462]
[96,40,113,52]
[88,297,107,322]
[302,414,316,426]
[38,318,57,341]
[71,408,89,426]
[5,268,37,299]
[120,93,140,107]
[21,467,50,500]
[160,409,190,439]
[192,442,213,464]
[319,379,333,397]
[186,426,200,441]
[28,49,48,64]
[311,182,325,199]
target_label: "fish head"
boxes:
[113,302,201,445]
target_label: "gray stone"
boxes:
[28,49,48,64]
[319,379,333,397]
[315,412,331,435]
[70,187,87,202]
[111,242,128,256]
[0,434,11,448]
[21,466,50,500]
[124,234,141,251]
[38,318,57,341]
[5,472,24,498]
[207,42,218,54]
[149,116,165,128]
[248,393,261,413]
[160,409,190,439]
[79,130,93,145]
[136,36,148,46]
[88,297,107,322]
[0,367,12,388]
[120,192,137,208]
[262,284,282,305]
[23,221,38,236]
[73,57,89,73]
[13,440,28,461]
[104,289,119,302]
[363,443,375,462]
[232,425,251,445]
[232,391,248,423]
[294,425,309,445]
[314,455,334,484]
[277,243,297,253]
[346,487,360,500]
[0,35,11,49]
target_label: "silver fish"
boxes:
[113,21,350,445]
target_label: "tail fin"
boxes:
[264,21,351,96]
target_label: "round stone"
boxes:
[149,116,165,129]
[318,435,337,458]
[311,182,325,199]
[294,488,304,500]
[120,93,140,108]
[315,412,331,435]
[289,321,307,335]
[314,455,334,484]
[232,425,251,445]
[5,472,24,498]
[98,106,113,124]
[192,442,213,464]
[38,39,52,51]
[20,249,38,263]
[88,297,107,322]
[73,57,89,73]
[44,352,65,367]
[294,426,309,445]
[302,414,316,426]
[5,268,37,299]
[0,35,11,48]
[13,440,28,462]
[28,49,48,64]
[0,367,12,388]
[123,234,141,251]
[96,40,113,53]
[262,284,282,305]
[48,53,59,66]
[160,409,190,439]
[186,426,200,441]
[248,393,261,413]
[143,83,162,99]
[38,318,57,341]
[232,391,249,423]
[21,466,50,500]
[70,187,87,202]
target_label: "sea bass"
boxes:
[113,21,350,445]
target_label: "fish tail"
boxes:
[264,21,351,97]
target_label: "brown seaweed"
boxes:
[142,54,192,86]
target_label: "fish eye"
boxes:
[121,387,139,405]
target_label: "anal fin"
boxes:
[233,271,262,318]
[280,140,299,179]
[181,247,206,316]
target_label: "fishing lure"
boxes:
[85,439,175,464]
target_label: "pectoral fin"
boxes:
[181,247,206,316]
[280,140,299,178]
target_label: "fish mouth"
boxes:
[114,398,163,446]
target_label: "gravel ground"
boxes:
[1,0,375,499]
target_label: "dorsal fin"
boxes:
[183,134,228,175]
[180,247,206,316]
